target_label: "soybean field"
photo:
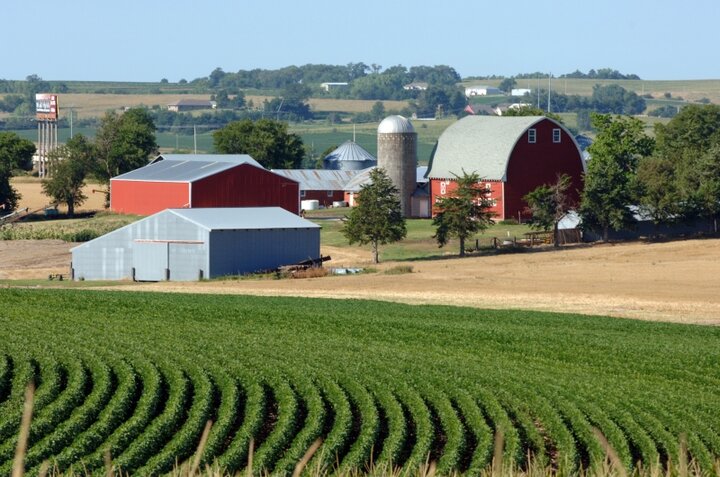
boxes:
[0,289,719,475]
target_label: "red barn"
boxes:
[111,154,299,215]
[426,116,585,221]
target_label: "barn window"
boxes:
[553,128,562,143]
[528,128,536,143]
[300,190,306,198]
[327,190,334,197]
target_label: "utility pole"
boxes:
[193,125,197,154]
[547,73,552,113]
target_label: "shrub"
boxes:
[383,265,413,275]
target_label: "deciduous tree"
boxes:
[0,132,36,172]
[42,135,93,217]
[523,174,574,247]
[432,170,495,256]
[579,114,654,241]
[341,168,406,264]
[0,132,35,211]
[93,108,158,184]
[213,119,305,169]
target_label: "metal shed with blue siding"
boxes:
[71,207,320,281]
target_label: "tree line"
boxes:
[541,105,720,241]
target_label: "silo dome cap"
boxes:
[378,115,415,134]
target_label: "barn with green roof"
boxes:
[426,116,585,220]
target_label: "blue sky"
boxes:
[4,0,719,82]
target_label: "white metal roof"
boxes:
[378,115,415,134]
[271,169,361,191]
[427,116,548,181]
[169,207,319,231]
[322,140,376,165]
[113,155,263,183]
[151,154,261,166]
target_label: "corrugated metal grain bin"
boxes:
[71,207,320,281]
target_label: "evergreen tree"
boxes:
[433,171,495,256]
[341,168,406,264]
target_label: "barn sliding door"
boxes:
[133,242,168,281]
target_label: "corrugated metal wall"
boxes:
[110,180,190,215]
[72,211,208,281]
[209,228,320,277]
[191,165,300,215]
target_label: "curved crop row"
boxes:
[1,290,719,475]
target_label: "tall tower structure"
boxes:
[377,115,417,217]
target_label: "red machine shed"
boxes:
[111,154,299,215]
[426,116,585,221]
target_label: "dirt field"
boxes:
[2,238,719,326]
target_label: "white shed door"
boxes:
[133,242,167,281]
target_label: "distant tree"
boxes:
[576,109,592,130]
[160,78,169,84]
[208,67,226,88]
[498,77,517,93]
[178,78,188,84]
[636,155,682,226]
[592,84,646,115]
[93,108,158,184]
[648,105,679,118]
[42,135,93,217]
[523,174,574,247]
[341,168,406,264]
[653,104,720,221]
[579,114,654,241]
[433,170,495,256]
[0,167,19,212]
[0,94,24,113]
[693,144,720,231]
[370,101,386,121]
[0,131,32,210]
[213,118,304,168]
[415,86,466,117]
[502,105,564,123]
[0,132,36,172]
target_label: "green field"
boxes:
[0,289,718,475]
[316,217,533,261]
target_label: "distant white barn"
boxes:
[465,86,503,97]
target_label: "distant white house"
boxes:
[511,88,532,96]
[465,86,503,97]
[320,82,349,91]
[403,82,428,91]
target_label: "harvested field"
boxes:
[2,238,720,325]
[32,93,409,119]
[10,177,107,213]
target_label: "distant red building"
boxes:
[271,169,360,207]
[111,154,299,215]
[426,116,585,221]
